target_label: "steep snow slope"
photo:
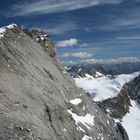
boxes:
[122,100,140,140]
[75,72,140,101]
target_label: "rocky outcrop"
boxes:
[100,89,131,120]
[24,28,56,58]
[123,75,140,104]
[100,74,140,121]
[0,24,128,140]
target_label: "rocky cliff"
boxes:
[0,24,128,140]
[123,75,140,104]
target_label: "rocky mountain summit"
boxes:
[0,24,128,140]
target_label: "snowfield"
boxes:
[122,100,140,140]
[74,71,140,140]
[75,72,140,101]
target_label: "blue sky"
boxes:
[0,0,140,63]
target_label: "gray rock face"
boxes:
[0,25,127,140]
[123,75,140,104]
[100,89,131,120]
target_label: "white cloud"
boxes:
[56,38,78,47]
[94,7,140,31]
[56,38,89,47]
[81,57,140,64]
[46,22,77,35]
[61,57,140,65]
[99,19,140,31]
[62,52,93,59]
[117,36,140,40]
[79,43,88,47]
[8,0,123,17]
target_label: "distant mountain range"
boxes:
[65,62,140,77]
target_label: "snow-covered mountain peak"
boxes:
[6,23,17,28]
[95,71,104,78]
[0,23,17,38]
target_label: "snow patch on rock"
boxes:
[0,24,17,39]
[67,109,94,130]
[0,27,6,38]
[82,135,92,140]
[95,71,104,78]
[70,98,82,105]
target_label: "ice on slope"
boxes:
[75,72,140,101]
[122,100,140,140]
[0,24,17,38]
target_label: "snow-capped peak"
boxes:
[6,23,17,29]
[64,66,71,71]
[0,23,17,39]
[95,71,104,78]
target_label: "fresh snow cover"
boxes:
[67,109,94,130]
[122,100,140,140]
[75,72,140,101]
[0,24,17,39]
[7,24,17,29]
[0,27,6,38]
[70,98,82,105]
[85,74,93,78]
[82,135,92,140]
[95,71,104,78]
[64,66,71,71]
[63,128,67,132]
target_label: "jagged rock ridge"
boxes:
[0,24,128,140]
